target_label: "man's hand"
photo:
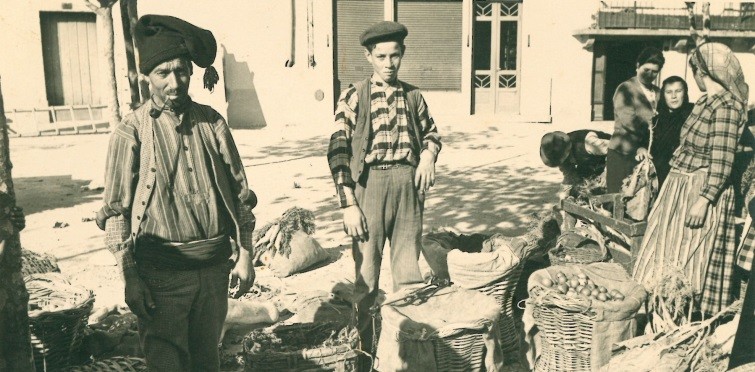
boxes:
[342,205,368,242]
[230,249,256,298]
[685,197,711,229]
[124,270,155,321]
[415,150,436,193]
[635,147,651,162]
[10,207,25,231]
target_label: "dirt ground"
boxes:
[11,118,591,369]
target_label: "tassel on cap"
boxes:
[203,65,219,92]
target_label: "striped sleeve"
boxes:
[100,118,140,274]
[327,86,359,208]
[701,104,743,203]
[416,93,442,158]
[214,114,256,252]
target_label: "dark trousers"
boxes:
[136,261,230,372]
[352,165,425,358]
[606,148,639,194]
[729,267,755,369]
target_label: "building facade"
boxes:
[1,0,754,134]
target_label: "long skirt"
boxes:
[632,169,737,315]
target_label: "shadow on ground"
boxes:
[14,175,102,215]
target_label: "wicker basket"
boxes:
[479,265,523,354]
[26,273,95,372]
[243,322,359,371]
[548,226,609,265]
[432,330,488,371]
[532,295,595,371]
[66,357,147,372]
[22,249,61,277]
[526,264,646,372]
[376,285,502,372]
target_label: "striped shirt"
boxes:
[142,110,231,241]
[330,75,441,207]
[670,90,747,203]
[100,101,255,274]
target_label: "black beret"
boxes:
[135,15,217,74]
[360,21,408,47]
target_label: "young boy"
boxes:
[326,21,442,361]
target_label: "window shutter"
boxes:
[397,0,463,91]
[336,0,384,91]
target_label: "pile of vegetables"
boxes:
[537,271,625,303]
[243,322,357,354]
[253,207,315,258]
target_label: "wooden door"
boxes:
[40,12,101,112]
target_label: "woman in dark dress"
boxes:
[651,76,694,187]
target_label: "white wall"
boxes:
[0,1,94,111]
[138,0,335,130]
[525,0,597,126]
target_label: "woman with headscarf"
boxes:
[651,76,694,187]
[633,42,749,316]
[606,47,664,194]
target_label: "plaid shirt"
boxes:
[100,102,255,275]
[329,76,441,208]
[670,90,747,203]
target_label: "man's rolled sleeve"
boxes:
[104,214,136,275]
[701,105,742,203]
[236,203,256,252]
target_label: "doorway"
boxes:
[472,1,522,115]
[40,12,101,109]
[591,39,663,121]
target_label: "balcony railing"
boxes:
[597,1,755,31]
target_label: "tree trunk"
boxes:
[120,0,141,109]
[95,5,122,128]
[0,78,34,371]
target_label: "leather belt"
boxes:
[369,161,412,170]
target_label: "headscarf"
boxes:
[690,42,749,105]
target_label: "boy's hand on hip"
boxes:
[343,205,368,242]
[415,151,436,194]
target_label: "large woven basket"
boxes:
[27,273,95,372]
[376,285,502,372]
[548,226,609,265]
[22,249,61,277]
[66,357,147,372]
[432,330,488,371]
[243,322,359,371]
[478,265,523,354]
[532,298,595,371]
[526,264,646,372]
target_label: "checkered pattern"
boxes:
[701,186,739,315]
[670,90,747,203]
[328,75,441,208]
[738,224,754,272]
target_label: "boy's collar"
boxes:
[371,73,400,87]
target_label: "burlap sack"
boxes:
[622,158,659,221]
[263,230,329,277]
[376,285,503,372]
[447,246,520,289]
